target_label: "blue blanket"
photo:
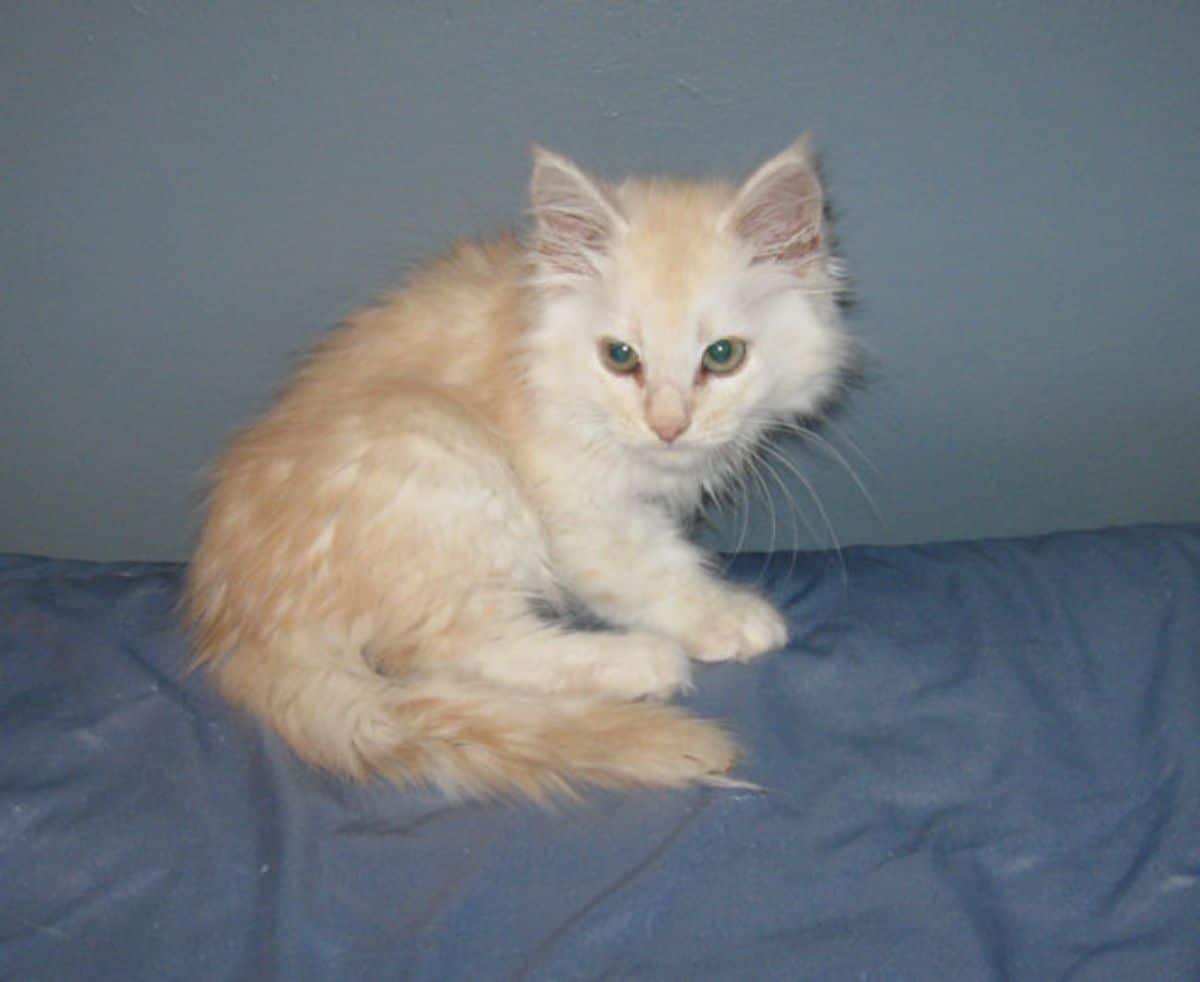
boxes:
[2,525,1198,979]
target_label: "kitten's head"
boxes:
[523,138,851,483]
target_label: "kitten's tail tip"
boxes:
[702,773,767,794]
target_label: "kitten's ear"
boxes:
[529,146,624,280]
[727,135,826,270]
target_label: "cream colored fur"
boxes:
[186,138,850,800]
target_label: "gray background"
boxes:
[4,1,1198,561]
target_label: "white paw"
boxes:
[596,633,692,700]
[683,588,789,663]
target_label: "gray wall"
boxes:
[4,2,1199,561]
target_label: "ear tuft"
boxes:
[529,147,623,281]
[727,136,826,270]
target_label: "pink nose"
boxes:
[651,416,689,444]
[646,384,692,444]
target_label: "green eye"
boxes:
[600,339,641,374]
[701,337,747,375]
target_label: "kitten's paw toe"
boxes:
[599,634,692,700]
[687,590,789,663]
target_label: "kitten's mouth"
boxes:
[634,438,713,470]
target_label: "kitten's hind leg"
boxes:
[416,610,693,701]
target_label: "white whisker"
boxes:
[771,421,883,529]
[750,448,809,583]
[756,440,846,584]
[741,453,778,587]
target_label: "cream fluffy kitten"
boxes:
[186,138,850,799]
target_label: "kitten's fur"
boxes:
[186,138,850,800]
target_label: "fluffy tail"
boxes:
[206,646,742,801]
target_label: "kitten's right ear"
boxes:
[726,135,827,271]
[529,146,624,281]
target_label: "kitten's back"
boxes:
[279,235,530,427]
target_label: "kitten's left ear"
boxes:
[529,146,625,282]
[726,135,826,270]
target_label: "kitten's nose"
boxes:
[645,384,691,444]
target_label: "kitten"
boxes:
[186,137,850,800]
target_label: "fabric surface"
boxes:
[2,525,1198,980]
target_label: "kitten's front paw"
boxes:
[683,588,789,663]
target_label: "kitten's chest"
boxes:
[513,437,702,530]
